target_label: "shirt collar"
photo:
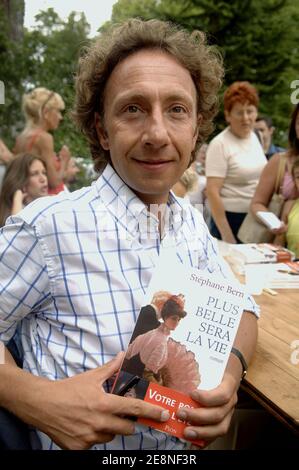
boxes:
[94,164,187,239]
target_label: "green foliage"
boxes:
[103,0,299,145]
[0,7,91,158]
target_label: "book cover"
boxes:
[112,250,247,446]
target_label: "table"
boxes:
[242,288,299,435]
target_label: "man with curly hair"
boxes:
[0,19,258,450]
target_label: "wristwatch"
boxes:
[231,347,248,380]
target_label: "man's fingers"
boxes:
[94,414,136,436]
[95,352,125,382]
[183,408,235,442]
[190,383,236,408]
[108,394,170,423]
[176,398,236,426]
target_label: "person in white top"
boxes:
[205,81,267,243]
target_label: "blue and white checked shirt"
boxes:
[0,163,258,450]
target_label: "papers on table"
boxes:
[217,241,299,289]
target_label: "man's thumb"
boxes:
[100,351,125,379]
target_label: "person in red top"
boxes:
[14,87,71,194]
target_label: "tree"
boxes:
[103,0,299,143]
[0,0,29,144]
[0,0,24,41]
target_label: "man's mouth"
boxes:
[133,159,173,169]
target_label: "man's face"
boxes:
[254,120,273,153]
[96,49,200,206]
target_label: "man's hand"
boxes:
[21,353,169,450]
[176,371,239,447]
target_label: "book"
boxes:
[260,261,299,289]
[112,249,247,446]
[230,243,294,264]
[256,211,283,230]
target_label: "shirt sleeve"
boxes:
[0,217,51,343]
[205,138,228,178]
[198,220,260,318]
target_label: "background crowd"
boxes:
[1,80,299,257]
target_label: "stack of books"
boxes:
[230,243,294,265]
[265,261,299,289]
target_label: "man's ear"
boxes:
[95,112,109,150]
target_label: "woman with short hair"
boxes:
[206,81,267,243]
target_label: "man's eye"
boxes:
[126,105,139,113]
[171,106,186,113]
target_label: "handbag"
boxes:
[237,155,286,244]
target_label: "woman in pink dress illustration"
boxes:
[127,295,186,381]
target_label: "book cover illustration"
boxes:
[112,250,247,445]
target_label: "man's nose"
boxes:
[141,109,170,148]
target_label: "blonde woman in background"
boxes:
[172,167,198,201]
[14,87,71,194]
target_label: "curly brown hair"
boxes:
[223,81,259,112]
[72,18,224,172]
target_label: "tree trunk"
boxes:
[0,0,24,41]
